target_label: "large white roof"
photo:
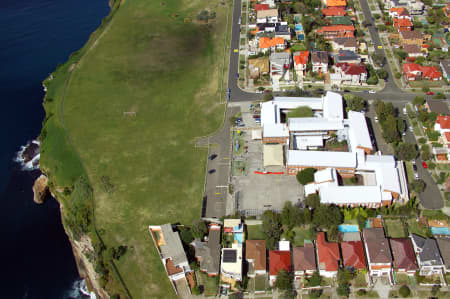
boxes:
[314,168,337,183]
[287,150,356,168]
[364,154,396,168]
[295,135,324,149]
[263,123,289,137]
[323,91,344,120]
[319,186,382,204]
[264,144,284,166]
[289,117,344,131]
[261,97,324,126]
[348,111,373,152]
[376,167,401,194]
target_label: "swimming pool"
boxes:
[430,226,450,235]
[338,225,359,233]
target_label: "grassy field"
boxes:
[247,224,266,240]
[292,226,313,247]
[384,218,407,238]
[406,219,430,238]
[42,0,231,297]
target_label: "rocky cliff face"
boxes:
[33,174,49,204]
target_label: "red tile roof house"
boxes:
[389,7,411,20]
[389,238,419,276]
[246,240,267,277]
[402,63,442,81]
[330,62,367,85]
[341,240,367,271]
[293,51,309,80]
[362,228,393,284]
[293,243,317,279]
[322,7,347,17]
[393,18,413,32]
[269,250,291,286]
[254,4,270,11]
[316,232,340,277]
[317,25,355,40]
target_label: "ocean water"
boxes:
[0,0,109,298]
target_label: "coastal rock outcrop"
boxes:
[33,174,49,204]
[22,141,39,163]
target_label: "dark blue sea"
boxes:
[0,0,109,298]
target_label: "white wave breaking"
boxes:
[14,140,40,171]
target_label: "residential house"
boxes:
[393,18,413,32]
[258,0,276,8]
[192,224,221,276]
[400,31,423,47]
[322,7,347,17]
[270,52,291,83]
[425,99,450,115]
[330,63,367,85]
[434,116,450,148]
[221,244,243,283]
[294,23,305,40]
[402,63,442,81]
[436,237,450,273]
[259,37,285,53]
[248,57,270,79]
[333,50,361,64]
[340,240,367,270]
[384,0,423,14]
[293,51,309,80]
[389,7,411,20]
[316,232,340,277]
[403,44,425,58]
[390,238,419,275]
[311,51,329,73]
[363,228,393,281]
[257,22,276,33]
[331,37,357,52]
[440,59,450,81]
[293,243,317,278]
[275,23,291,40]
[149,224,192,294]
[324,0,347,9]
[257,9,278,24]
[246,240,267,277]
[269,250,291,286]
[317,25,355,40]
[254,4,269,11]
[410,234,445,276]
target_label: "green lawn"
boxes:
[254,274,267,291]
[247,224,266,240]
[353,271,368,287]
[384,218,407,238]
[292,226,313,247]
[406,219,430,238]
[405,161,415,184]
[41,0,231,297]
[199,272,219,297]
[409,80,445,88]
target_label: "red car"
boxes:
[422,161,428,169]
[426,91,435,95]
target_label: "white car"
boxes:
[414,172,419,180]
[374,116,379,123]
[409,126,413,132]
[369,90,376,94]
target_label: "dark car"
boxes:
[208,169,216,174]
[344,89,350,93]
[236,73,239,79]
[209,154,217,160]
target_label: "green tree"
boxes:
[395,143,417,161]
[66,175,93,238]
[409,179,425,193]
[296,168,316,185]
[263,92,274,102]
[179,227,194,245]
[413,95,425,107]
[421,144,431,160]
[345,95,367,112]
[376,68,388,79]
[309,290,322,299]
[337,283,351,297]
[305,193,321,209]
[399,285,411,297]
[262,210,282,249]
[281,201,298,229]
[382,115,400,143]
[274,269,294,290]
[287,106,313,118]
[307,271,322,286]
[313,205,343,229]
[397,119,406,134]
[367,76,378,85]
[191,220,207,239]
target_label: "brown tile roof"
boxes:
[166,258,183,276]
[293,244,317,272]
[246,240,267,271]
[389,238,419,272]
[400,31,423,40]
[363,228,392,264]
[403,44,421,54]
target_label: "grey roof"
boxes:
[400,31,423,40]
[342,232,361,242]
[333,37,357,48]
[159,224,189,266]
[312,51,329,64]
[270,52,291,64]
[411,234,444,266]
[193,227,221,274]
[436,237,450,269]
[426,99,450,115]
[275,24,290,35]
[363,228,392,264]
[223,249,237,263]
[334,50,361,63]
[441,59,450,75]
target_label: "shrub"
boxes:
[296,168,316,185]
[399,285,411,297]
[418,137,426,144]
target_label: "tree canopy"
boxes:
[274,269,294,290]
[296,168,316,185]
[395,143,417,161]
[262,210,282,249]
[312,204,343,229]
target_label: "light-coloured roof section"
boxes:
[287,150,356,168]
[279,240,290,251]
[377,167,401,194]
[257,8,278,19]
[252,129,262,140]
[289,117,344,131]
[364,154,396,168]
[323,91,344,120]
[319,186,382,204]
[264,144,284,166]
[294,135,324,149]
[273,96,324,110]
[263,123,289,137]
[348,111,373,152]
[159,224,189,266]
[224,219,242,228]
[314,168,336,183]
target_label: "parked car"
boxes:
[403,107,407,115]
[422,161,428,169]
[208,169,216,174]
[369,90,376,94]
[363,90,369,93]
[414,172,419,180]
[209,154,217,160]
[237,123,245,127]
[374,116,379,123]
[344,89,350,93]
[426,91,435,95]
[409,126,413,132]
[236,73,239,78]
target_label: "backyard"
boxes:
[292,226,314,247]
[384,218,407,238]
[41,0,232,297]
[247,224,266,240]
[406,218,430,238]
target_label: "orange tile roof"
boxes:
[341,241,367,270]
[317,232,340,272]
[389,7,408,15]
[437,116,450,130]
[394,18,412,27]
[259,37,285,48]
[322,7,347,16]
[422,66,442,80]
[294,51,309,65]
[327,0,347,7]
[445,132,450,142]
